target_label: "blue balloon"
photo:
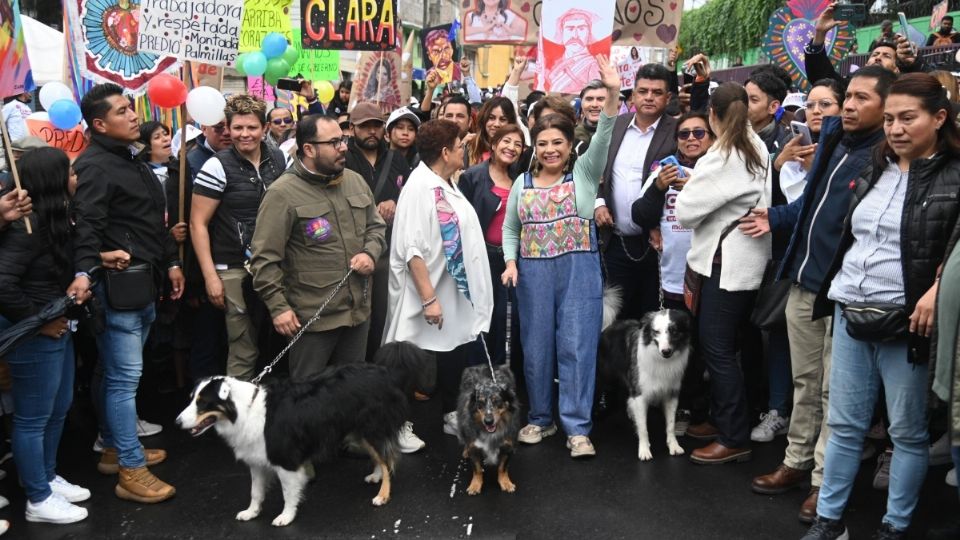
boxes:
[261,32,288,59]
[48,99,82,129]
[244,51,268,76]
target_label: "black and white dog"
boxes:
[598,309,693,461]
[176,342,425,526]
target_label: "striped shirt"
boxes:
[828,160,907,305]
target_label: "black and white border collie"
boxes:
[598,309,692,461]
[176,343,424,526]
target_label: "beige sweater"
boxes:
[676,132,772,292]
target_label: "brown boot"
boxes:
[685,422,720,440]
[798,486,819,524]
[116,466,176,503]
[689,441,752,464]
[98,447,168,475]
[751,463,809,494]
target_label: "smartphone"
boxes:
[897,11,910,38]
[682,70,695,86]
[834,3,865,23]
[790,121,813,146]
[659,155,686,178]
[276,78,302,92]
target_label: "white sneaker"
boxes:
[442,411,458,436]
[929,433,952,466]
[0,518,8,536]
[25,493,88,524]
[397,422,426,454]
[750,410,789,443]
[50,475,91,503]
[92,434,104,453]
[136,418,163,437]
[0,469,5,481]
[0,494,8,509]
[947,467,957,488]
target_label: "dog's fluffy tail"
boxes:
[372,341,430,399]
[602,285,623,332]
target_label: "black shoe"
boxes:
[871,522,905,540]
[801,516,849,540]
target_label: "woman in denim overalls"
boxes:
[501,56,621,457]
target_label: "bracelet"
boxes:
[421,296,437,308]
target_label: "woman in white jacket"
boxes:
[676,82,771,465]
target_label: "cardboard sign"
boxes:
[422,24,461,85]
[137,0,245,65]
[0,0,34,99]
[290,28,340,80]
[190,62,224,89]
[26,115,88,160]
[247,76,276,102]
[300,0,397,51]
[461,0,530,44]
[348,50,402,115]
[537,0,615,93]
[239,0,292,52]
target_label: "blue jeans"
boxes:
[1,319,74,503]
[767,327,793,414]
[517,250,602,436]
[95,284,156,468]
[819,305,928,531]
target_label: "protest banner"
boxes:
[422,24,461,85]
[0,0,34,99]
[300,0,397,51]
[66,0,178,91]
[931,0,949,30]
[240,0,292,52]
[762,0,853,92]
[137,0,245,65]
[537,0,615,94]
[349,50,402,115]
[191,62,224,89]
[290,28,340,80]
[25,114,88,160]
[461,0,529,44]
[248,75,276,102]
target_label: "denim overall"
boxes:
[516,172,602,436]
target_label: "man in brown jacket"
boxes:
[250,115,386,380]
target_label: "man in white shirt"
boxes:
[595,64,678,319]
[2,93,32,143]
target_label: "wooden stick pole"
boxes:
[0,117,32,234]
[178,61,190,261]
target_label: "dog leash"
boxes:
[250,268,355,385]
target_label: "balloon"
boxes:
[264,58,290,86]
[281,46,299,66]
[315,80,335,103]
[39,82,74,110]
[147,73,188,108]
[48,99,82,129]
[234,53,248,76]
[244,52,267,76]
[261,32,288,59]
[186,87,227,127]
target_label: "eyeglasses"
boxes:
[271,117,293,126]
[306,136,350,148]
[804,99,838,111]
[677,128,708,140]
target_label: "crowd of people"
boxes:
[1,3,960,538]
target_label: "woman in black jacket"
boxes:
[459,123,524,367]
[806,73,960,540]
[0,148,90,524]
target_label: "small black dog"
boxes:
[456,364,521,495]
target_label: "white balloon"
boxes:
[186,87,227,127]
[39,82,75,110]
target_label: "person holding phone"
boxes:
[776,79,843,204]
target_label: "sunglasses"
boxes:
[677,128,708,140]
[271,117,293,126]
[211,123,227,133]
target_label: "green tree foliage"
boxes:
[679,0,784,56]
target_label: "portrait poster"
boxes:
[931,0,949,30]
[300,0,397,51]
[137,0,244,65]
[612,45,644,90]
[461,0,529,44]
[422,24,461,85]
[348,50,403,116]
[67,0,178,91]
[536,0,615,94]
[0,0,33,99]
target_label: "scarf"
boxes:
[434,186,470,302]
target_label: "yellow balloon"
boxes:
[315,80,335,103]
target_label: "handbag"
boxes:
[683,264,703,315]
[841,302,909,342]
[103,263,157,311]
[750,260,791,330]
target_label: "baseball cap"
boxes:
[782,92,806,111]
[386,107,421,131]
[349,102,385,125]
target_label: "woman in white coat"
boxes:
[676,82,771,465]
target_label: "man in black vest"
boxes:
[190,94,286,381]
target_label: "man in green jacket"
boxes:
[250,115,386,380]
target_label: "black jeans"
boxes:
[602,234,660,320]
[365,253,390,363]
[663,296,709,421]
[436,338,485,413]
[484,246,521,367]
[699,264,757,448]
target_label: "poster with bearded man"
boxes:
[536,0,615,94]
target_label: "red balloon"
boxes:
[147,73,188,108]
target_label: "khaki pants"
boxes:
[219,267,259,380]
[288,320,369,382]
[783,285,832,486]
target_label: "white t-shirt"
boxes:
[640,166,693,295]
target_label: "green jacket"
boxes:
[250,158,386,332]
